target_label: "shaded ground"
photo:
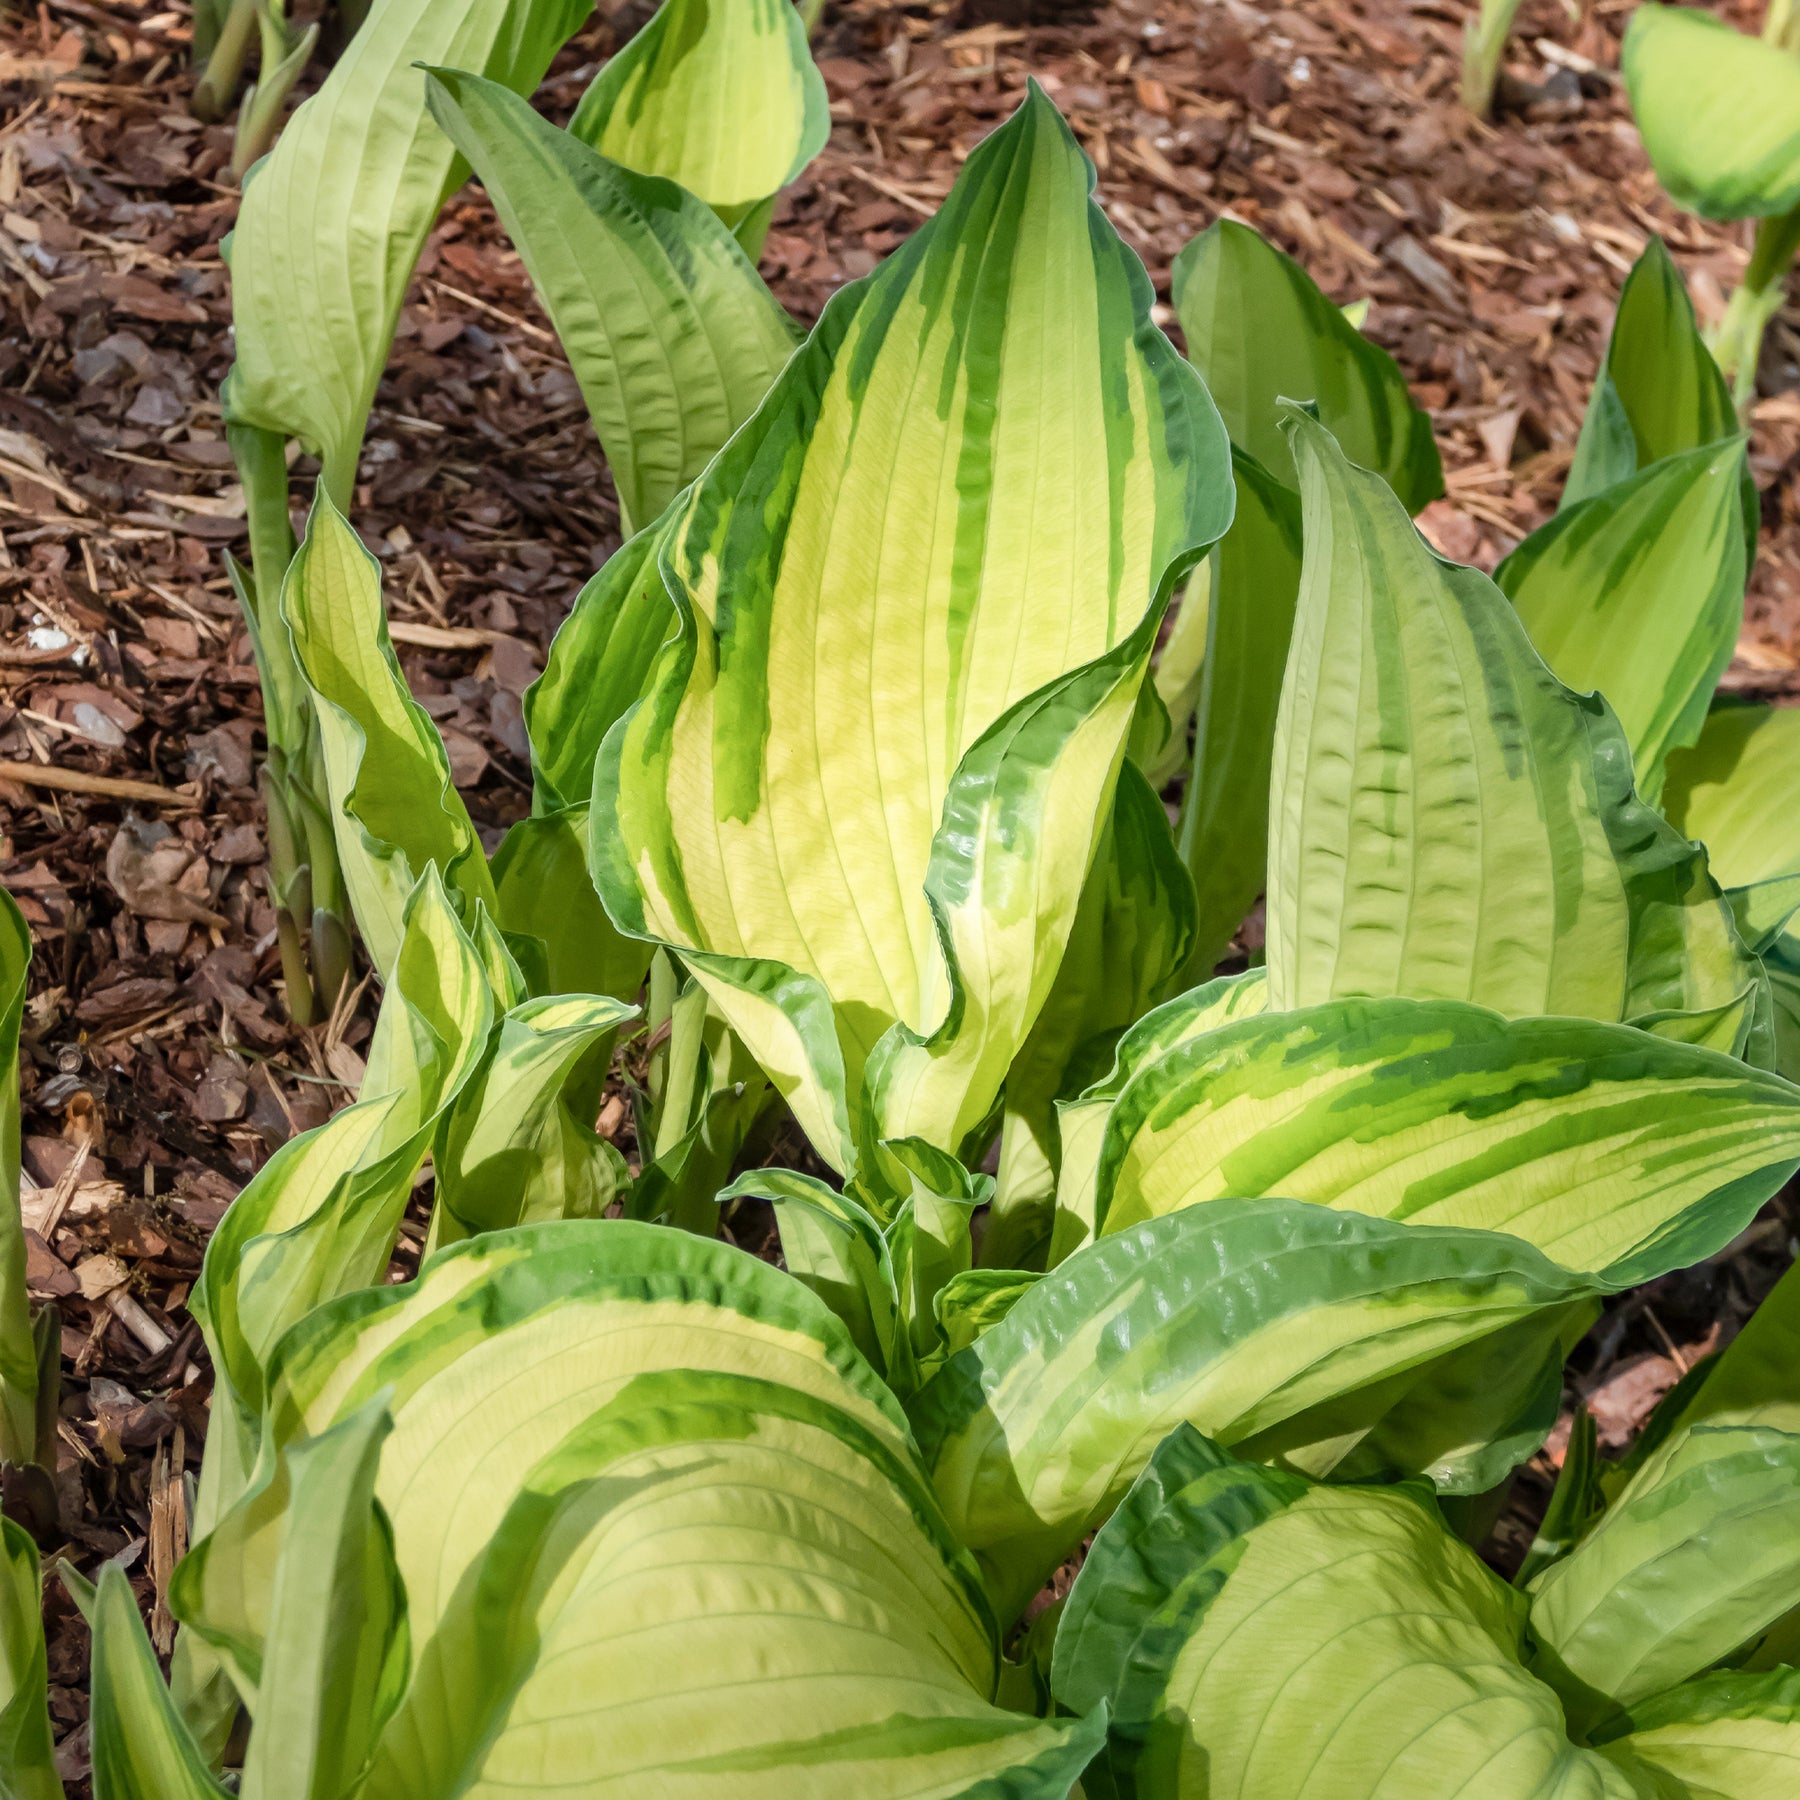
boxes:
[2,0,1798,1775]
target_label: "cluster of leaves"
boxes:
[4,0,1800,1794]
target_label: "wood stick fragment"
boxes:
[0,762,198,808]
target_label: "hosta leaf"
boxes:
[567,0,828,253]
[1624,6,1800,221]
[909,1197,1604,1622]
[432,991,637,1243]
[1082,996,1800,1284]
[89,1564,227,1800]
[489,810,649,1002]
[1172,218,1442,512]
[239,1402,408,1799]
[1563,238,1747,522]
[283,499,497,977]
[1498,437,1749,804]
[1049,968,1268,1263]
[1527,1423,1800,1733]
[1269,406,1750,1030]
[0,1518,57,1800]
[0,888,35,1469]
[595,87,1232,1176]
[422,70,800,536]
[988,759,1196,1269]
[1601,1667,1800,1795]
[225,0,588,499]
[525,513,675,816]
[182,1220,1101,1798]
[1174,448,1302,982]
[1053,1428,1650,1800]
[187,868,490,1534]
[721,1167,898,1374]
[1663,702,1800,887]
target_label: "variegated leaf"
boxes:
[593,88,1232,1178]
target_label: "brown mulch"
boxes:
[3,0,1799,1777]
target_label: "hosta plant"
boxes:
[223,0,823,1019]
[1055,1258,1800,1799]
[592,85,1234,1219]
[1624,1,1800,406]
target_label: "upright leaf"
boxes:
[1623,6,1800,221]
[595,87,1232,1176]
[239,1404,407,1800]
[283,497,497,976]
[988,760,1195,1268]
[1174,447,1302,980]
[523,516,675,817]
[1270,407,1629,1017]
[0,1518,58,1800]
[1173,218,1442,512]
[431,992,637,1243]
[422,70,800,536]
[566,0,829,254]
[88,1566,227,1800]
[488,810,648,1002]
[1498,437,1749,803]
[0,889,37,1470]
[1563,238,1746,517]
[187,869,490,1536]
[226,0,590,500]
[1663,702,1800,887]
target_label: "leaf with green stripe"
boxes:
[225,0,589,502]
[1498,436,1750,805]
[187,868,490,1539]
[1526,1422,1800,1736]
[1600,1667,1800,1797]
[431,991,637,1245]
[422,69,800,537]
[567,0,828,258]
[524,515,677,818]
[1174,448,1302,983]
[1172,218,1442,512]
[488,808,648,1003]
[179,1219,1103,1797]
[1049,969,1267,1265]
[0,888,40,1475]
[1562,238,1749,528]
[1269,406,1753,1033]
[88,1563,227,1800]
[1624,6,1800,223]
[283,498,497,978]
[910,1196,1608,1622]
[1081,995,1800,1284]
[1664,703,1800,888]
[1052,1427,1654,1800]
[0,1517,57,1800]
[987,758,1196,1271]
[238,1402,408,1800]
[593,87,1232,1180]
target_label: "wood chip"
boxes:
[0,761,198,808]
